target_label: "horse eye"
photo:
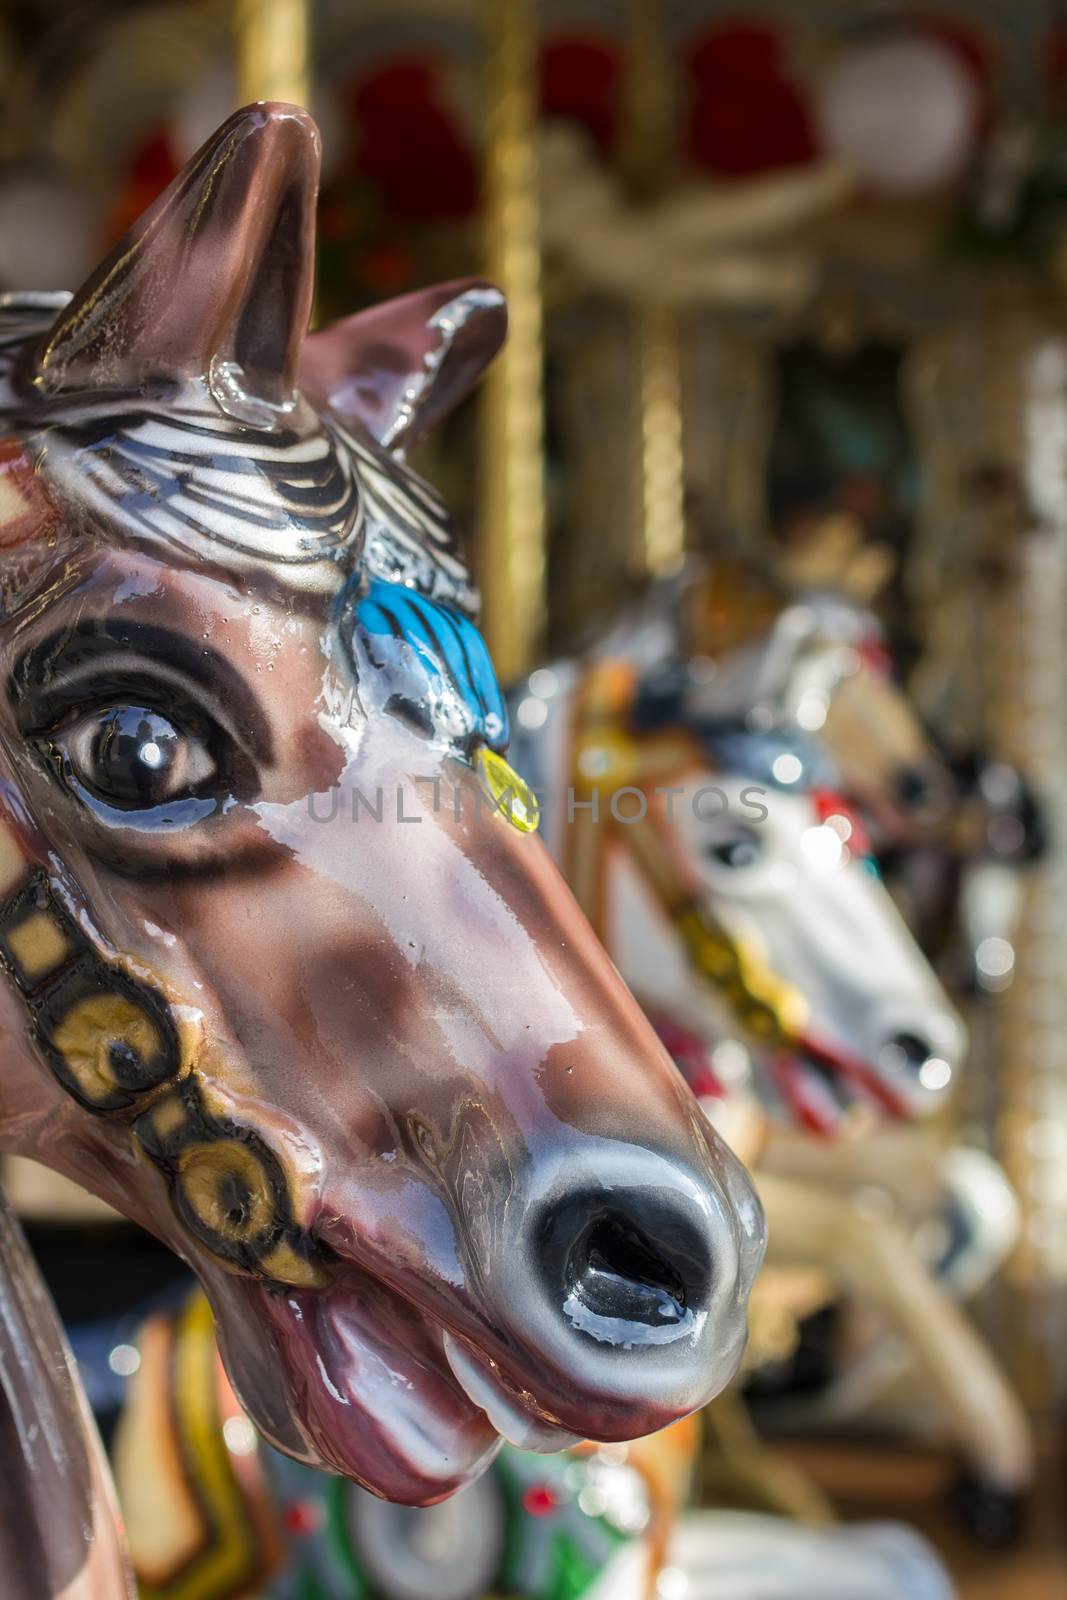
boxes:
[60,704,216,810]
[896,762,952,820]
[708,831,762,869]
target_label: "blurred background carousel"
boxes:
[2,1,1067,1597]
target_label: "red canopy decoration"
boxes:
[540,34,623,156]
[103,126,180,247]
[346,58,478,222]
[684,17,818,177]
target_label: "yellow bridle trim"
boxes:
[568,662,809,1049]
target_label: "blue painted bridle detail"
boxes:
[352,578,509,755]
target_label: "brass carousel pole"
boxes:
[234,0,310,107]
[991,314,1067,1401]
[479,0,546,681]
[623,0,686,576]
[636,302,686,575]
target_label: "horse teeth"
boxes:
[441,1331,581,1454]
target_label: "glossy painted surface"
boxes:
[0,105,764,1526]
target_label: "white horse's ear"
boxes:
[299,280,507,455]
[35,104,320,417]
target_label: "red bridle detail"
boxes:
[855,637,893,676]
[769,1052,838,1137]
[797,1030,912,1120]
[810,787,873,861]
[651,1015,724,1101]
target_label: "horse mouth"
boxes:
[772,1035,913,1137]
[197,1134,761,1502]
[208,1256,584,1505]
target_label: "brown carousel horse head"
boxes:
[0,106,763,1505]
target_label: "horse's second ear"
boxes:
[299,279,507,454]
[35,103,320,418]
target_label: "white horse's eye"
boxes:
[896,760,954,821]
[706,830,762,870]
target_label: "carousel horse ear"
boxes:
[299,279,507,454]
[34,103,320,417]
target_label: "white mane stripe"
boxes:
[0,300,479,614]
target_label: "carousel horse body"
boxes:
[0,107,764,1594]
[508,562,1032,1512]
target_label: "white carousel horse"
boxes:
[508,561,1031,1525]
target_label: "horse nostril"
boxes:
[575,1216,688,1325]
[884,1031,936,1073]
[892,1032,930,1070]
[880,1030,956,1096]
[539,1189,712,1347]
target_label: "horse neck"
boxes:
[0,1179,134,1599]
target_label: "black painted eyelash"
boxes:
[8,622,274,763]
[13,663,245,753]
